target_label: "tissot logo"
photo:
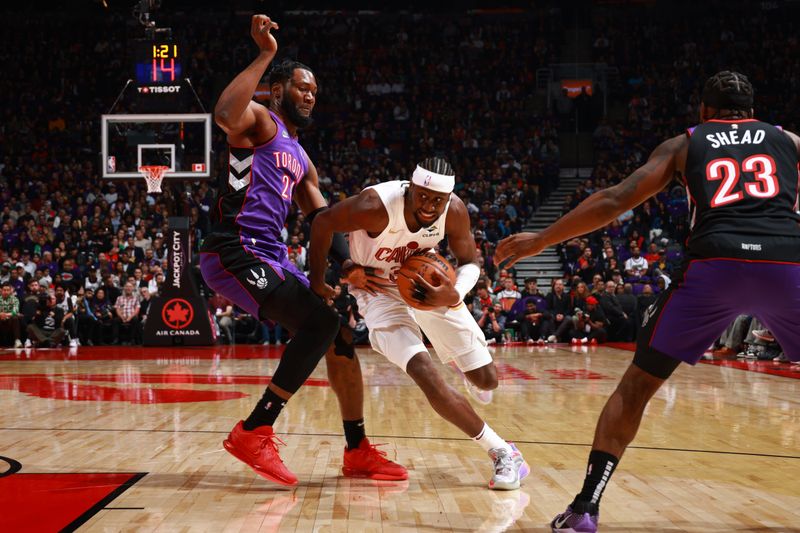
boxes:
[137,85,182,94]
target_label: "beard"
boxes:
[280,97,313,129]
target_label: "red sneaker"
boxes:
[342,438,408,480]
[589,338,599,346]
[223,421,298,486]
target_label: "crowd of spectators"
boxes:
[454,1,800,349]
[2,4,798,351]
[0,7,562,347]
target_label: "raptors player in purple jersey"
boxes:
[496,71,800,532]
[199,15,405,486]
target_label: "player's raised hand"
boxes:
[494,232,545,268]
[340,262,392,296]
[251,14,279,54]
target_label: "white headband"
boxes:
[411,165,455,193]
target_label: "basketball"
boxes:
[396,252,457,310]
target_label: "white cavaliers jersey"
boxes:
[349,180,450,284]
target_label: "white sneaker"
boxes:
[488,443,530,491]
[13,339,22,348]
[486,338,496,345]
[464,377,493,405]
[526,339,535,345]
[24,339,32,348]
[547,335,557,343]
[69,338,79,348]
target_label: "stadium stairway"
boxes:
[512,169,591,293]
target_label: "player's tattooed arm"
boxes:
[610,135,686,211]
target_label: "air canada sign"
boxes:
[143,217,215,346]
[155,298,200,336]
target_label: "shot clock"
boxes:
[134,40,183,85]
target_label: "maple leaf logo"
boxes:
[166,303,189,325]
[161,298,194,329]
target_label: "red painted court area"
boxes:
[0,372,330,404]
[0,472,145,532]
[605,342,800,379]
[0,346,611,405]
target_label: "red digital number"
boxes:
[152,58,176,82]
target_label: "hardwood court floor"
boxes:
[0,343,799,532]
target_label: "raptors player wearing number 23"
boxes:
[309,157,530,490]
[495,71,800,532]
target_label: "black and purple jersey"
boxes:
[684,119,800,262]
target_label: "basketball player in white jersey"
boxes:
[308,157,529,490]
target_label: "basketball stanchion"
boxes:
[142,216,216,346]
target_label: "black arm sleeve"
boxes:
[307,206,351,265]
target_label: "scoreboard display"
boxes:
[134,40,183,86]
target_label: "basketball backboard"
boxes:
[101,113,212,179]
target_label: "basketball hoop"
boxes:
[139,165,170,194]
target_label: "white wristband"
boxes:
[453,263,480,302]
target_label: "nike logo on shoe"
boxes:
[553,514,570,529]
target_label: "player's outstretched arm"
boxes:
[495,134,687,267]
[214,15,279,138]
[308,190,388,299]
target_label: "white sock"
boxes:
[472,423,512,454]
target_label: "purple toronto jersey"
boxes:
[209,110,309,271]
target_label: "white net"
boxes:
[139,165,170,194]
